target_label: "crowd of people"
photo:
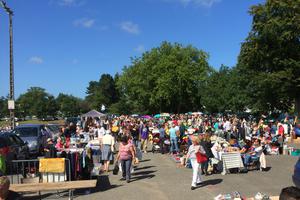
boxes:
[41,113,297,185]
[1,112,299,191]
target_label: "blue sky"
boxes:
[0,0,264,99]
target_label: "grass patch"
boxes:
[0,120,65,128]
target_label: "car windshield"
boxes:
[11,135,25,145]
[14,127,38,137]
[47,125,59,132]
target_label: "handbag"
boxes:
[195,152,208,164]
[112,162,119,175]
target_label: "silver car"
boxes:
[13,124,48,156]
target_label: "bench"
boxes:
[221,152,244,175]
[10,180,97,200]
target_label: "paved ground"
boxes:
[26,150,299,200]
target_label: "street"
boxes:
[28,152,298,200]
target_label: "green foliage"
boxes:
[201,66,248,113]
[116,41,210,114]
[17,87,58,119]
[0,96,9,118]
[237,0,300,113]
[56,93,88,117]
[86,74,118,110]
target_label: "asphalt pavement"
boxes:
[27,150,299,200]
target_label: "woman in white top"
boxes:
[101,130,115,172]
[186,136,206,190]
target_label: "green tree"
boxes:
[56,93,87,117]
[116,41,210,114]
[17,87,58,119]
[202,66,248,113]
[0,96,9,118]
[237,0,300,114]
[86,74,117,110]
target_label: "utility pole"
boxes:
[1,1,15,129]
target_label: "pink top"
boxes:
[119,143,133,160]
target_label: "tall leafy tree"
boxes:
[17,87,58,119]
[117,41,210,114]
[56,93,86,117]
[0,96,9,118]
[202,66,248,113]
[237,0,300,114]
[86,74,117,110]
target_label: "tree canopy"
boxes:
[86,74,118,111]
[116,41,210,114]
[237,0,300,113]
[17,87,58,119]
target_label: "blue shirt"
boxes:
[159,128,165,138]
[169,128,177,138]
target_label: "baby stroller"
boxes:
[152,131,161,153]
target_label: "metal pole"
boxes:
[1,1,15,129]
[9,13,15,129]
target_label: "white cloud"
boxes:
[57,0,85,7]
[29,56,43,64]
[73,18,95,28]
[134,45,145,53]
[120,21,140,35]
[169,0,221,7]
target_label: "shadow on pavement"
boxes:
[132,170,157,176]
[130,169,156,182]
[139,159,151,163]
[130,174,155,182]
[201,178,223,187]
[263,167,272,171]
[91,175,122,192]
[135,165,156,171]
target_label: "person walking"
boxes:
[199,133,214,175]
[140,123,149,153]
[158,125,165,154]
[101,130,115,172]
[116,135,135,183]
[186,136,206,190]
[169,123,179,154]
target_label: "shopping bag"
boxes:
[195,152,207,164]
[112,162,119,175]
[134,157,139,165]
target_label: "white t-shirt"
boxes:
[255,146,263,157]
[223,121,232,132]
[98,127,106,138]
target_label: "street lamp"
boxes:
[1,1,15,129]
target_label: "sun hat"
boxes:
[47,138,52,143]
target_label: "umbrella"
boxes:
[160,113,170,117]
[131,114,139,117]
[154,114,161,118]
[142,115,152,119]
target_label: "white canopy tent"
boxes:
[81,110,106,118]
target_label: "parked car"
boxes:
[46,124,63,141]
[12,124,48,156]
[293,156,300,188]
[0,132,29,161]
[41,116,56,121]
